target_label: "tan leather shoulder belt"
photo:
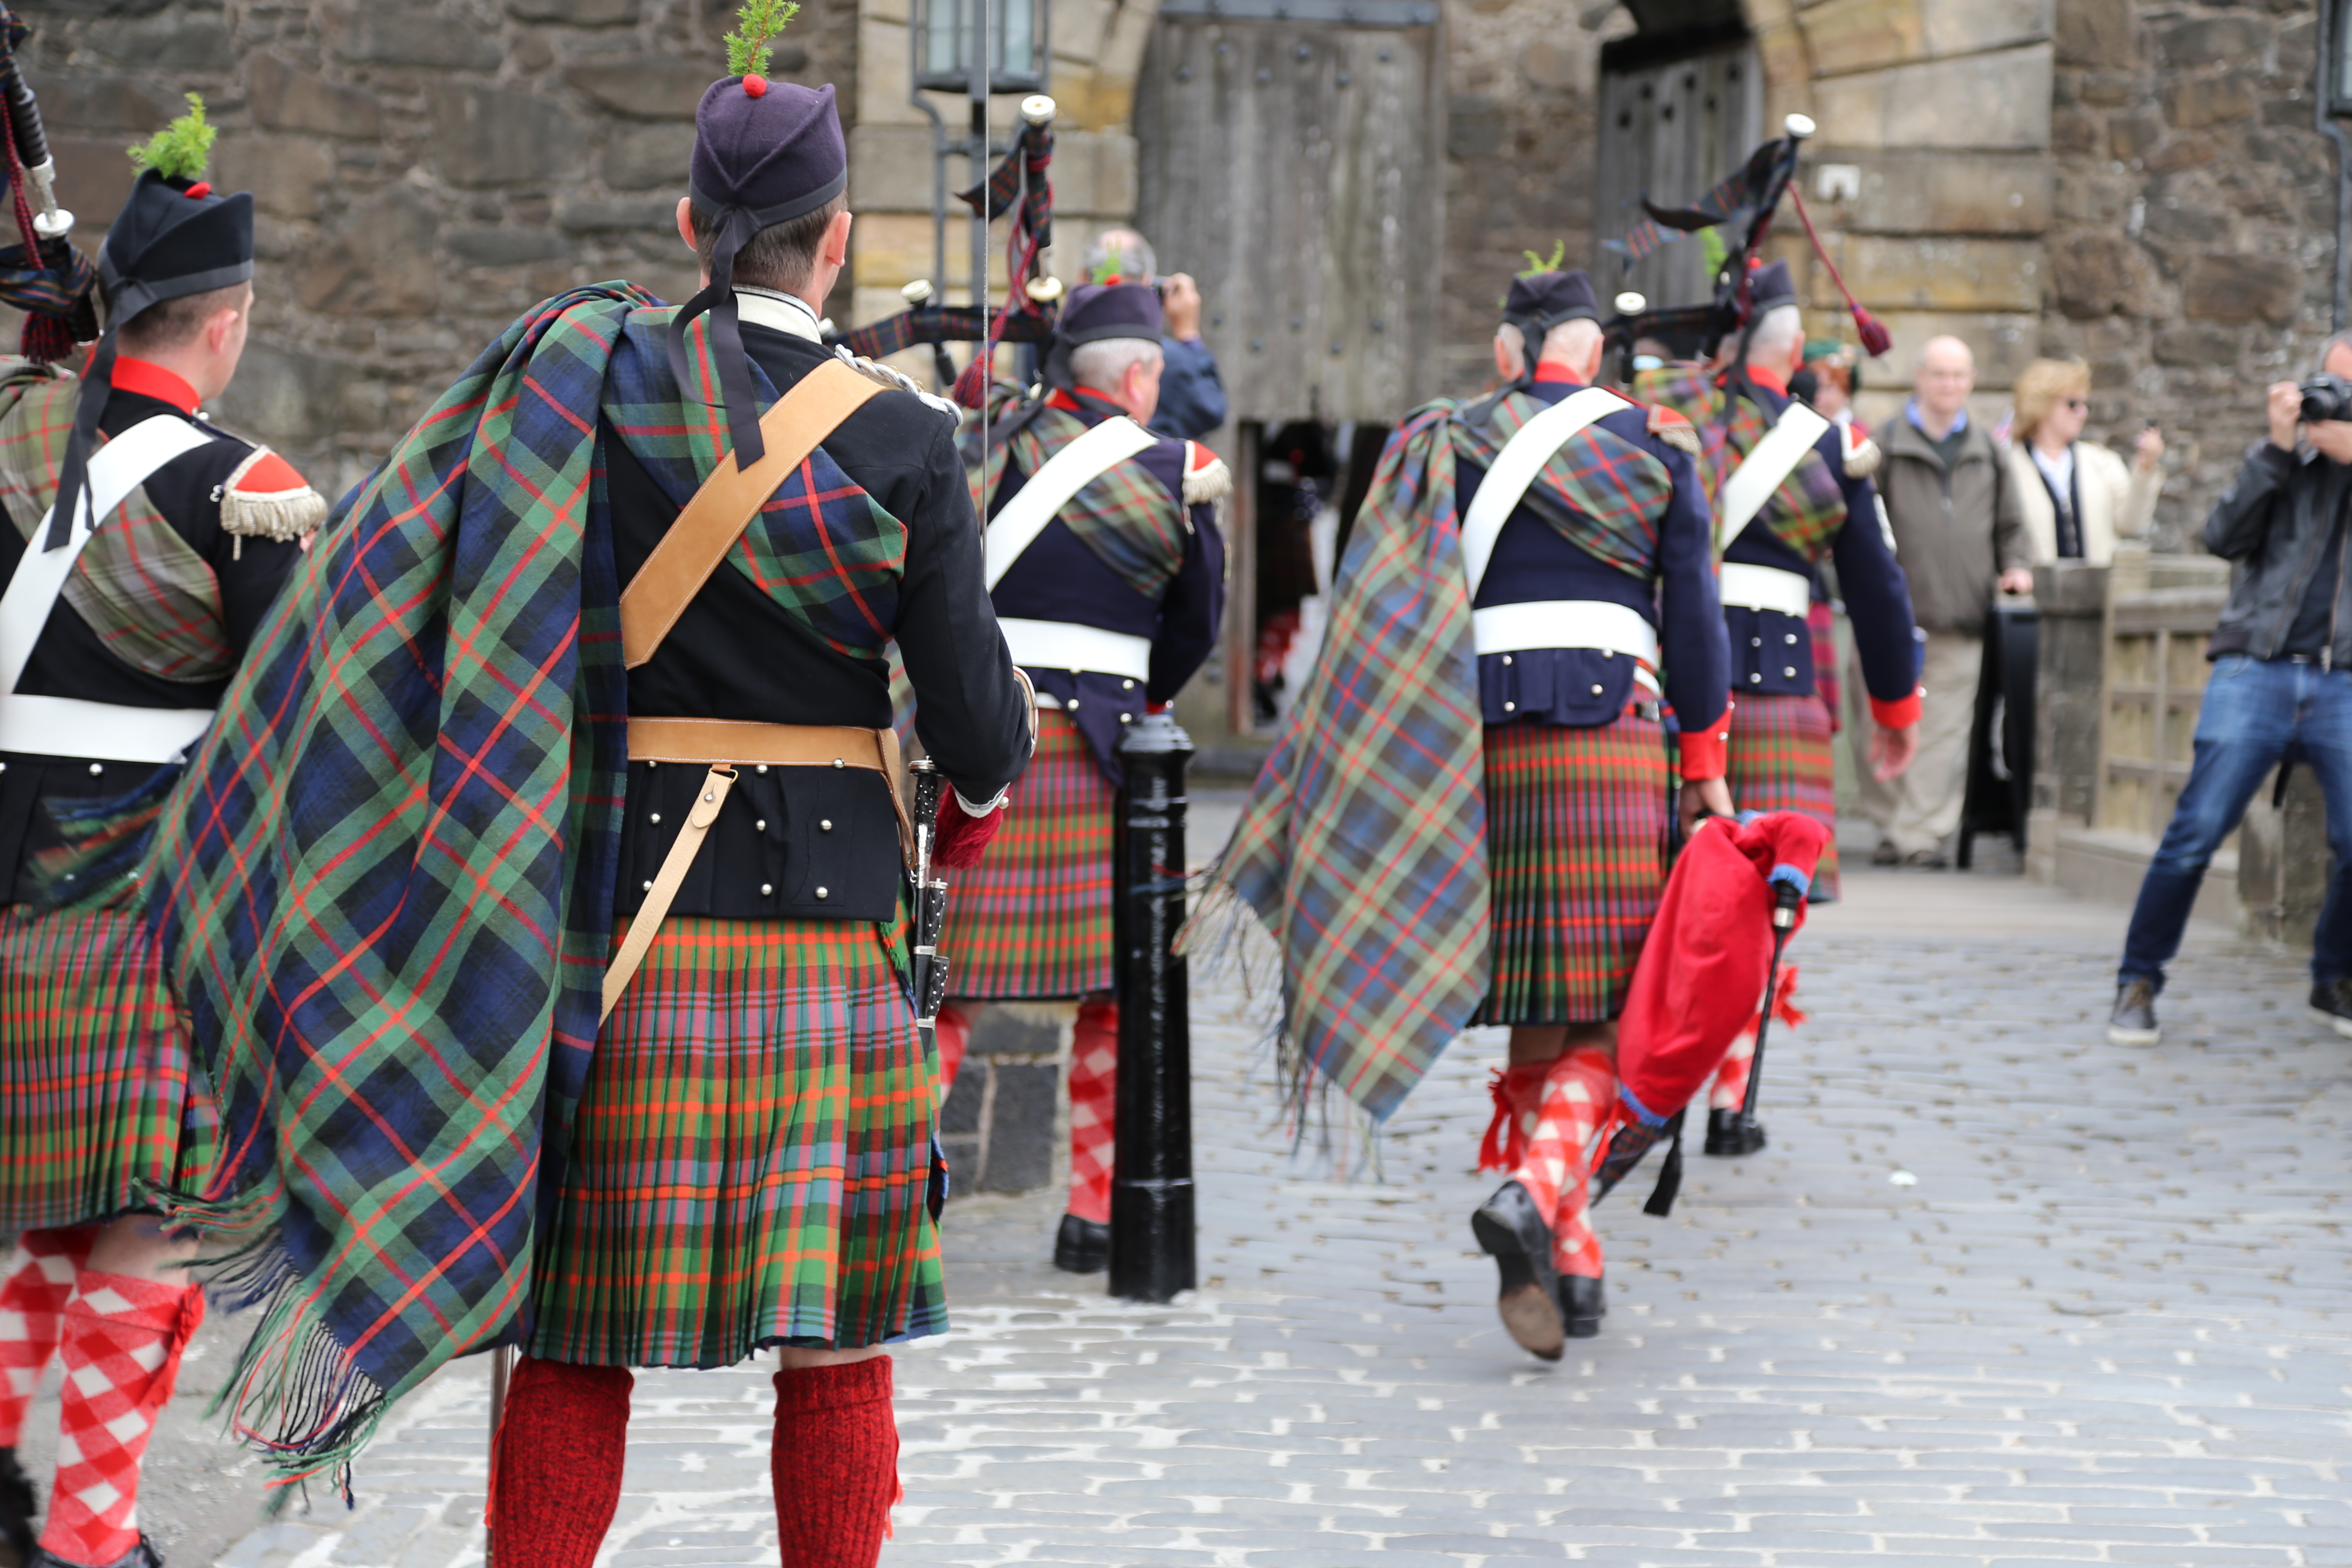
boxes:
[603,360,904,1023]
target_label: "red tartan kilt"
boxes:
[0,906,211,1230]
[940,709,1115,1000]
[1479,712,1671,1026]
[1724,691,1841,900]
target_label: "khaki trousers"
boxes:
[1852,630,1979,858]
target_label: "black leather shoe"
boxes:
[2312,980,2352,1039]
[1703,1108,1767,1158]
[1052,1213,1110,1274]
[2107,979,2160,1046]
[29,1537,162,1568]
[1557,1273,1607,1339]
[0,1446,32,1568]
[1470,1181,1563,1362]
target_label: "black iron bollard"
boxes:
[1109,708,1197,1303]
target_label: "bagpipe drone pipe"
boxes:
[0,7,95,362]
[822,94,1064,406]
[1596,113,1890,381]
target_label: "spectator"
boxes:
[1856,336,2029,868]
[2108,336,2352,1046]
[1796,338,1864,433]
[2005,356,2164,566]
[1078,228,1226,440]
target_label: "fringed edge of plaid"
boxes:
[1173,869,1387,1185]
[134,1176,385,1509]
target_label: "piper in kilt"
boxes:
[934,280,1227,1276]
[1636,260,1922,1160]
[1191,260,1728,1363]
[0,105,324,1568]
[478,47,1032,1568]
[1455,264,1730,1360]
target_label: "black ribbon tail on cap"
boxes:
[663,206,767,470]
[45,329,115,550]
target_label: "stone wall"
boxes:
[24,0,860,502]
[1434,1,1616,396]
[2040,0,2335,550]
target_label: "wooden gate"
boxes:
[1132,0,1444,425]
[1592,23,1761,315]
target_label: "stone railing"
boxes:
[2030,542,2324,948]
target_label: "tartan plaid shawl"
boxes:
[145,284,655,1496]
[0,365,233,684]
[1197,392,1671,1121]
[976,397,1190,599]
[1636,365,1846,559]
[1454,388,1671,578]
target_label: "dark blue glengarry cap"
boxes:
[1503,267,1598,330]
[49,169,255,549]
[1497,266,1599,389]
[1746,258,1798,318]
[668,76,848,467]
[1043,282,1164,391]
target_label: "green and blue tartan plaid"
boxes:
[1456,388,1672,578]
[143,284,918,1494]
[1635,365,1847,559]
[1191,396,1674,1121]
[975,396,1191,600]
[0,366,232,684]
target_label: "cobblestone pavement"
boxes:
[147,800,2349,1566]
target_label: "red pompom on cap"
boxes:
[184,181,211,199]
[742,74,768,97]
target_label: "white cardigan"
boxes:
[2004,438,2161,567]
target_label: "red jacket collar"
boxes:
[109,356,202,415]
[1044,386,1129,422]
[1744,364,1790,398]
[1532,362,1588,387]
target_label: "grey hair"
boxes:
[2320,330,2352,372]
[1744,304,1804,367]
[1070,336,1164,392]
[1080,228,1158,284]
[1496,317,1602,379]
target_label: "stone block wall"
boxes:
[2040,0,2335,550]
[937,1004,1070,1198]
[22,0,861,503]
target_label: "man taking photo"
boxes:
[2110,334,2352,1044]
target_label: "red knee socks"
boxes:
[772,1357,900,1568]
[1065,997,1119,1225]
[37,1270,203,1568]
[0,1229,96,1448]
[488,1356,632,1568]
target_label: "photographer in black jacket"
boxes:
[2110,333,2352,1044]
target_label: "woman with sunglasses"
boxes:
[2006,356,2165,564]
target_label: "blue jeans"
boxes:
[2119,655,2352,989]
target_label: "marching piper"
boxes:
[0,103,325,1568]
[1637,259,1922,1157]
[935,279,1227,1274]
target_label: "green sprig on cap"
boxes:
[128,92,215,183]
[726,0,801,77]
[1518,240,1566,278]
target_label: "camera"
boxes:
[2300,372,2352,424]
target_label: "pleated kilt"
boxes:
[527,912,946,1369]
[1478,712,1671,1027]
[0,906,212,1231]
[1724,690,1841,901]
[940,708,1115,1000]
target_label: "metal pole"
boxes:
[1108,709,1197,1303]
[971,0,991,504]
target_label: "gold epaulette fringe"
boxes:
[219,446,328,559]
[1182,450,1233,506]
